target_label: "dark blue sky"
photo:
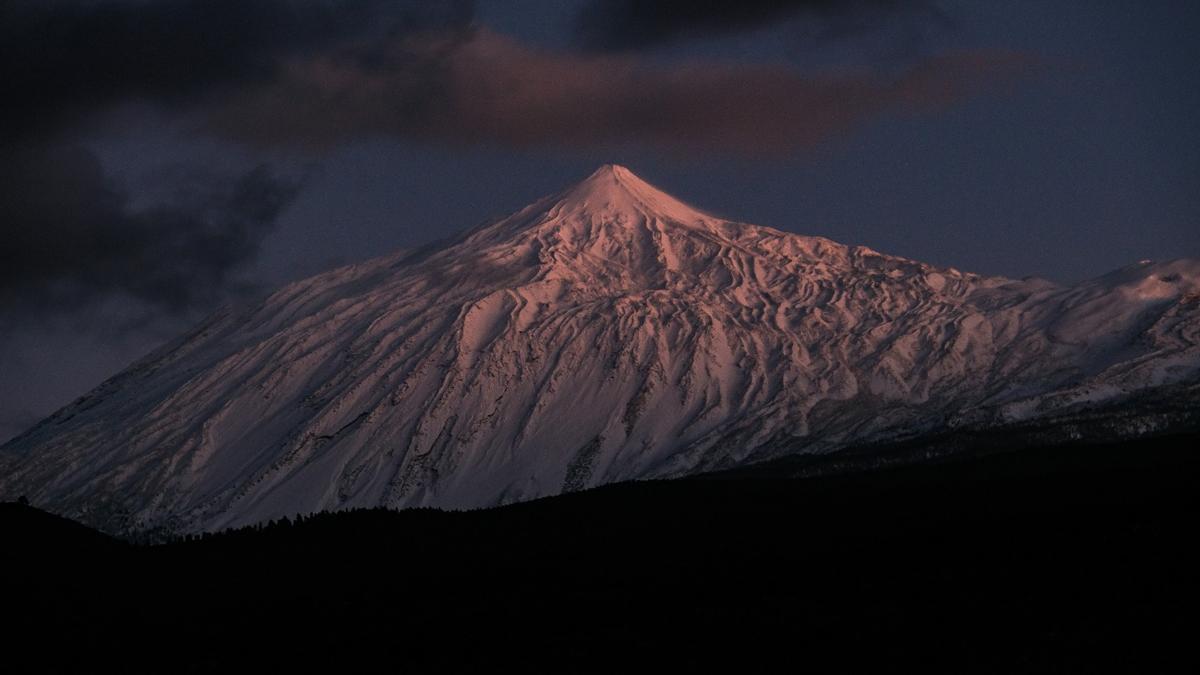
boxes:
[2,0,1198,440]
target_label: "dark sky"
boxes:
[2,0,1198,441]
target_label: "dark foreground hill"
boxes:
[4,433,1197,673]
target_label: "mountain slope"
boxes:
[3,165,1198,534]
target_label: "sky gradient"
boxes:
[1,0,1198,441]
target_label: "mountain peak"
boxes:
[588,163,632,177]
[581,163,643,186]
[556,164,710,226]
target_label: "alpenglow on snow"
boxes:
[3,165,1199,534]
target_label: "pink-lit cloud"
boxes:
[208,30,1033,155]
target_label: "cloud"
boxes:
[0,0,1016,156]
[0,0,469,320]
[0,140,298,321]
[0,0,1022,158]
[0,0,474,140]
[573,0,948,52]
[206,29,1030,155]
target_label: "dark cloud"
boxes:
[0,140,298,321]
[574,0,947,52]
[0,0,1018,159]
[0,0,1017,158]
[206,30,1029,154]
[0,0,470,321]
[0,0,474,139]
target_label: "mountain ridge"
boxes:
[3,165,1198,535]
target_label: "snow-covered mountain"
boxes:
[3,165,1198,534]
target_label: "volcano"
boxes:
[3,165,1198,535]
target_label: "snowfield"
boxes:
[3,165,1198,535]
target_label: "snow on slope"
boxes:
[3,165,1198,535]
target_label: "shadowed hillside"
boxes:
[5,433,1197,673]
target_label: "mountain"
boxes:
[2,165,1198,535]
